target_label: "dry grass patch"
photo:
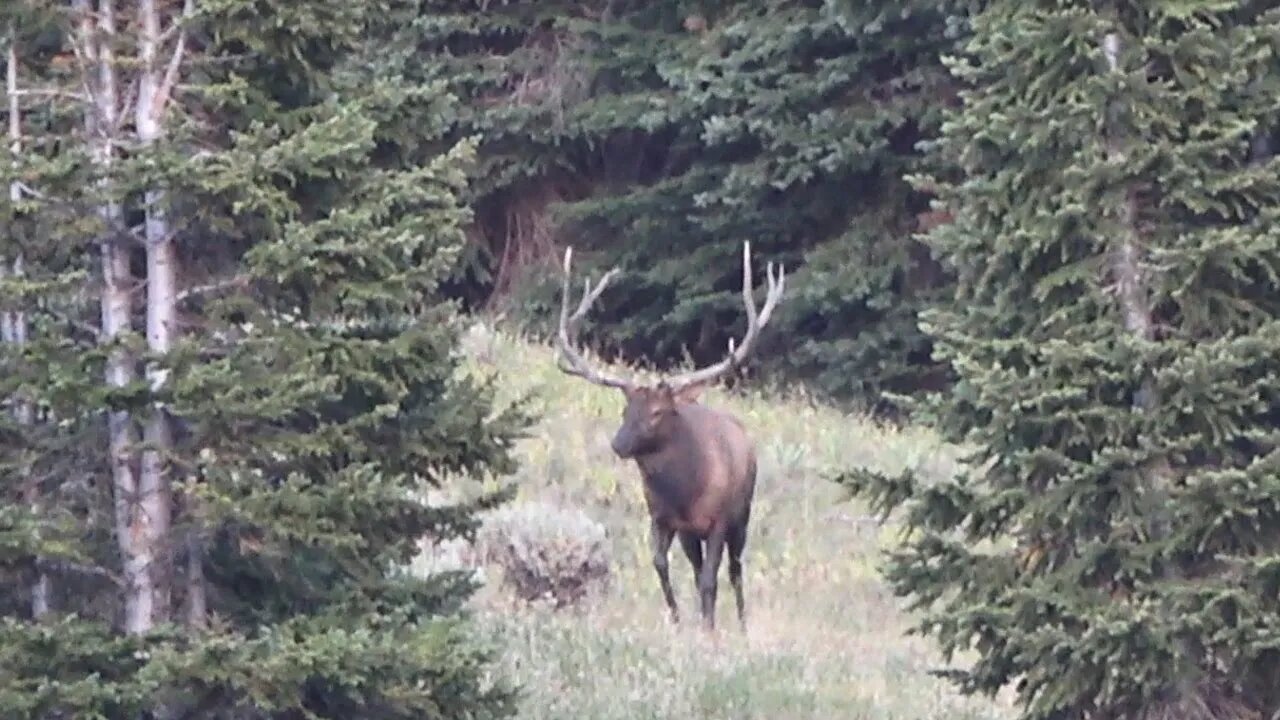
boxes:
[423,322,1013,719]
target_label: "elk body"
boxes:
[553,243,785,631]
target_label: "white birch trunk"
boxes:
[75,0,154,634]
[1,40,11,345]
[135,0,199,628]
[136,0,175,627]
[8,33,50,619]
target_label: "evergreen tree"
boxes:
[559,0,960,404]
[0,1,529,717]
[421,1,961,408]
[406,0,601,304]
[843,3,1280,718]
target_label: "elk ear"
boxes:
[672,381,707,405]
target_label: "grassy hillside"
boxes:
[420,323,1013,720]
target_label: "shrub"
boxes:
[477,501,612,609]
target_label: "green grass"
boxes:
[430,322,1013,720]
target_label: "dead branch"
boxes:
[153,0,195,120]
[35,557,123,587]
[176,275,249,303]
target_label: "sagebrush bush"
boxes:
[477,501,612,609]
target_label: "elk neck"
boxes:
[631,404,706,512]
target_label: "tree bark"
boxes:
[1103,32,1155,346]
[8,32,49,620]
[135,0,200,629]
[75,0,154,635]
[185,532,206,628]
[135,0,177,628]
[1103,28,1215,720]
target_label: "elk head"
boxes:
[553,242,786,460]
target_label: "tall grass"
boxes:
[427,322,1012,720]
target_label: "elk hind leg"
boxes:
[650,520,679,623]
[677,530,703,592]
[727,518,749,631]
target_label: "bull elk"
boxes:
[553,242,785,631]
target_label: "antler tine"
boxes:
[554,247,634,389]
[756,255,786,329]
[665,241,786,390]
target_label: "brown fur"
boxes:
[553,241,784,631]
[610,382,756,631]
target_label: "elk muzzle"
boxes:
[610,425,639,459]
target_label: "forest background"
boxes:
[2,2,1278,720]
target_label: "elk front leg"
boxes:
[650,519,679,623]
[699,525,727,631]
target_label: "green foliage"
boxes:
[0,618,163,717]
[0,1,531,717]
[842,3,1280,718]
[421,0,962,409]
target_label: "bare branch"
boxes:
[13,181,37,199]
[3,37,16,376]
[126,221,177,248]
[153,0,195,121]
[35,557,123,587]
[116,73,140,134]
[553,247,635,390]
[65,0,118,135]
[68,0,98,70]
[177,275,249,303]
[8,33,19,177]
[12,88,89,101]
[664,241,786,390]
[45,306,104,341]
[76,0,120,140]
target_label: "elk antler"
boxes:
[554,247,635,389]
[664,241,785,390]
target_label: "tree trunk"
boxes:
[185,532,206,628]
[1102,30,1168,488]
[137,0,207,627]
[135,0,176,628]
[1103,33,1155,345]
[1104,28,1216,719]
[7,36,49,619]
[75,0,156,635]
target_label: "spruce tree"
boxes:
[0,2,529,717]
[420,0,961,408]
[550,0,962,404]
[842,3,1280,719]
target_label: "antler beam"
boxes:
[552,242,785,392]
[553,247,635,389]
[664,241,785,390]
